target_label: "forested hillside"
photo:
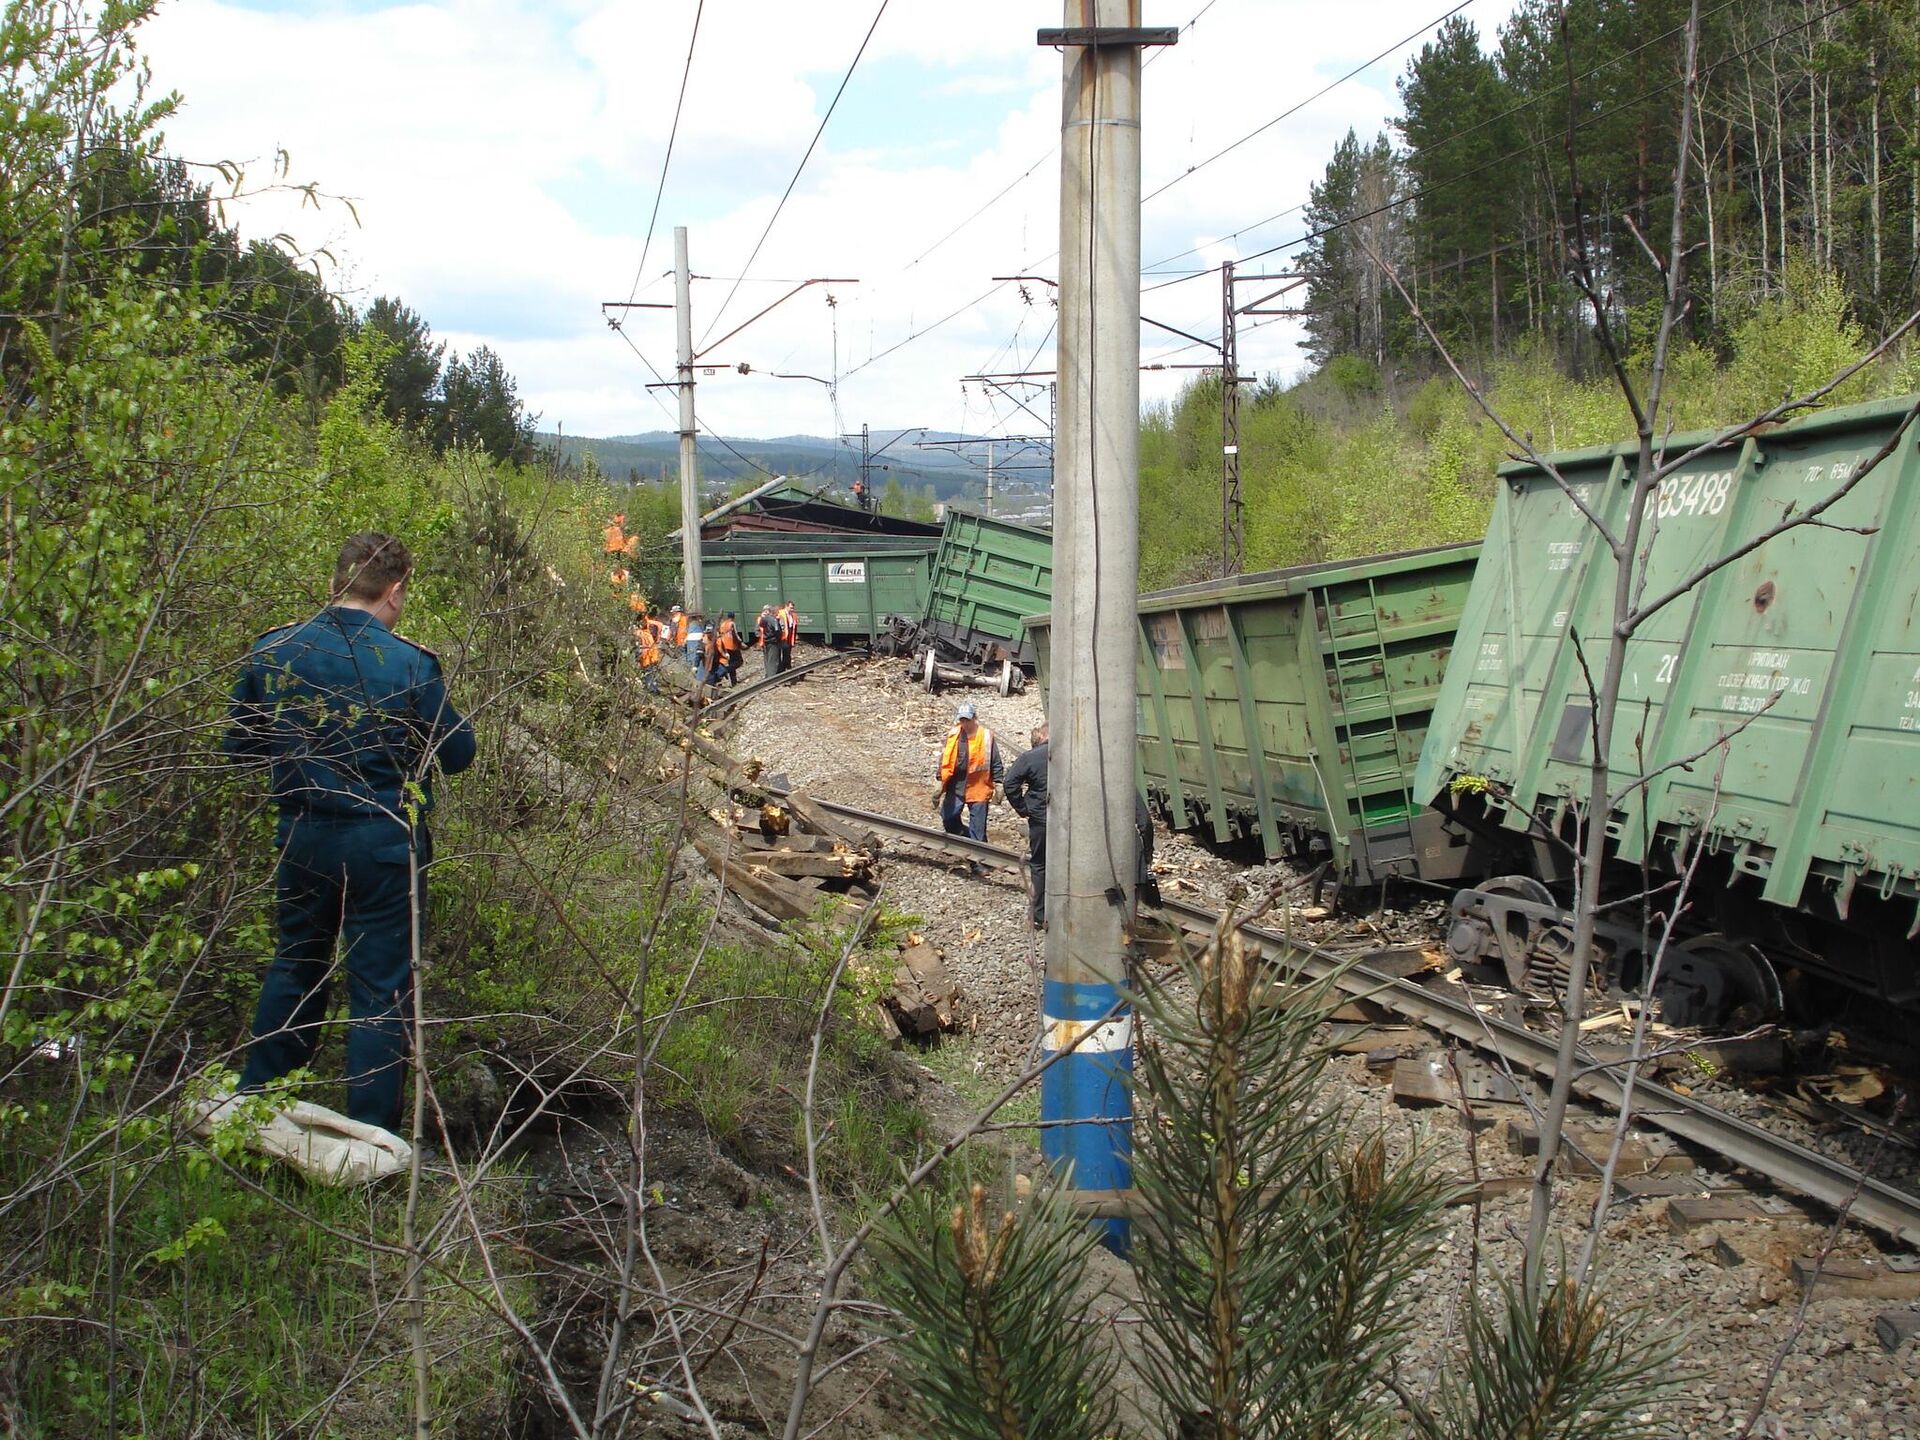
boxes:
[1,6,919,1429]
[1141,0,1920,589]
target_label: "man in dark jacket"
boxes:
[1002,722,1159,928]
[1002,723,1051,927]
[225,532,476,1133]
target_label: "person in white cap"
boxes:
[933,700,1003,872]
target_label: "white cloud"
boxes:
[138,0,1515,441]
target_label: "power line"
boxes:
[606,322,782,480]
[840,278,1015,379]
[897,0,1227,277]
[1142,0,1865,363]
[1139,0,1472,206]
[622,0,705,307]
[1139,0,1769,286]
[700,0,891,347]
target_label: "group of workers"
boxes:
[935,702,1157,929]
[605,511,806,694]
[628,599,802,691]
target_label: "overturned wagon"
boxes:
[888,508,1054,694]
[1029,543,1482,886]
[1418,394,1920,1020]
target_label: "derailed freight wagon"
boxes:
[700,534,936,645]
[912,509,1053,668]
[1416,395,1920,1021]
[1028,543,1483,886]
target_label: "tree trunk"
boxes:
[1695,90,1719,317]
[1746,62,1771,289]
[1822,76,1834,268]
[1871,58,1883,303]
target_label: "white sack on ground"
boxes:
[190,1091,412,1185]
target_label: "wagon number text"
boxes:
[1656,470,1733,521]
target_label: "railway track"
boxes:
[696,652,854,717]
[775,789,1920,1250]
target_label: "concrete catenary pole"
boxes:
[1039,1,1170,1251]
[674,225,703,612]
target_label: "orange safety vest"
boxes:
[780,604,799,641]
[608,565,630,588]
[717,617,741,654]
[635,625,661,667]
[604,519,628,554]
[939,725,997,804]
[672,613,688,646]
[628,592,647,614]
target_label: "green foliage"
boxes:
[867,1178,1121,1440]
[1143,264,1912,584]
[1,1148,526,1435]
[361,293,446,433]
[1403,1274,1682,1440]
[1129,934,1454,1439]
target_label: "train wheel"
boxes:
[1474,874,1557,991]
[997,659,1015,697]
[921,650,939,693]
[1654,934,1784,1030]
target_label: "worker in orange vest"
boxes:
[634,618,662,692]
[603,513,628,555]
[755,605,780,679]
[934,701,1003,871]
[670,605,688,648]
[778,600,799,672]
[715,613,744,687]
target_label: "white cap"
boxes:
[955,701,977,720]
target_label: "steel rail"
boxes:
[698,652,854,716]
[777,791,1920,1249]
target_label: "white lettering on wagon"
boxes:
[1715,650,1813,714]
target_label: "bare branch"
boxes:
[1354,231,1621,548]
[1629,395,1920,630]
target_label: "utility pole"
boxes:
[985,440,994,517]
[1039,3,1174,1252]
[674,225,703,612]
[1221,257,1244,575]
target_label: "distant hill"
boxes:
[539,429,1052,508]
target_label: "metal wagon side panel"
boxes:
[1034,542,1477,879]
[1419,396,1920,995]
[700,536,935,644]
[922,510,1054,666]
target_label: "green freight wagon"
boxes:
[1415,395,1920,1016]
[699,534,935,645]
[1028,543,1482,884]
[920,510,1054,667]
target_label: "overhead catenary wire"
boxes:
[846,0,1447,385]
[899,0,1227,276]
[1139,0,1473,206]
[621,0,706,307]
[699,0,891,349]
[606,323,782,480]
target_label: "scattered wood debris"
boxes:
[878,935,961,1041]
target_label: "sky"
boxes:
[137,0,1517,442]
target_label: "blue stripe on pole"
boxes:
[1040,978,1133,1253]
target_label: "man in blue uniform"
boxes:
[1002,722,1051,928]
[225,533,476,1133]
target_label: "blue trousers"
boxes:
[941,795,988,842]
[240,817,425,1131]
